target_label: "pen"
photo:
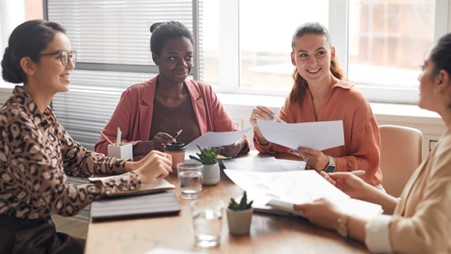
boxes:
[270,112,287,124]
[99,131,114,146]
[116,127,122,146]
[351,170,365,175]
[173,129,183,140]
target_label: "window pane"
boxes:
[199,0,219,84]
[348,0,435,89]
[239,0,329,91]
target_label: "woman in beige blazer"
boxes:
[294,33,451,253]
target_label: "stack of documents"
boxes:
[224,170,383,219]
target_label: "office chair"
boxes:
[379,125,423,197]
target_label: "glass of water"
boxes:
[177,160,203,199]
[191,198,224,248]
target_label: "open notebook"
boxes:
[224,170,383,220]
[90,192,180,222]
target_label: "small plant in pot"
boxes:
[227,191,254,235]
[189,145,221,185]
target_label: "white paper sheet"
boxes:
[256,120,344,150]
[185,128,251,153]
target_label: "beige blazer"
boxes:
[390,128,451,253]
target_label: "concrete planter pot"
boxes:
[226,208,253,235]
[202,163,220,185]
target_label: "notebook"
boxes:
[90,192,181,222]
[89,177,175,197]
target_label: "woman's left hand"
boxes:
[220,138,245,158]
[297,147,329,171]
[294,198,344,231]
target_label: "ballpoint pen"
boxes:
[173,129,183,140]
[270,111,287,124]
[351,170,365,175]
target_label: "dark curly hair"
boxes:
[149,21,194,61]
[1,20,65,84]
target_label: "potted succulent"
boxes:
[190,145,221,185]
[226,191,254,235]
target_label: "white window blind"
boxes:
[46,0,200,150]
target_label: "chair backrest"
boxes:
[379,125,423,197]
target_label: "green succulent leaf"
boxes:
[191,144,219,165]
[228,191,253,210]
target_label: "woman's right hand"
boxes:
[150,132,176,151]
[134,132,174,155]
[250,106,275,140]
[130,150,172,184]
[320,172,372,201]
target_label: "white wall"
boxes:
[0,0,25,88]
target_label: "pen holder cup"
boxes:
[107,143,133,161]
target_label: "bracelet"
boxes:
[337,214,350,238]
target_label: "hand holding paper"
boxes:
[256,120,344,150]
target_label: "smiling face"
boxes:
[153,36,194,85]
[33,32,74,94]
[291,34,335,85]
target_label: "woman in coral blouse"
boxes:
[250,22,381,186]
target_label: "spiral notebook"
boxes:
[90,192,180,222]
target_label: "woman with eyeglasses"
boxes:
[94,21,250,158]
[0,20,172,253]
[294,33,451,253]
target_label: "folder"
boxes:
[90,192,180,222]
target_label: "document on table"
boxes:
[186,128,251,153]
[222,156,306,172]
[224,170,383,219]
[256,120,344,150]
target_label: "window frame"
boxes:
[212,0,450,104]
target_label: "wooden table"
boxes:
[85,166,370,254]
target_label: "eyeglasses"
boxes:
[39,49,77,66]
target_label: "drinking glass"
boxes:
[191,198,224,247]
[177,160,203,199]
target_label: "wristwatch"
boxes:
[337,214,350,238]
[325,156,336,173]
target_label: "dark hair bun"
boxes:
[1,47,23,84]
[150,22,162,33]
